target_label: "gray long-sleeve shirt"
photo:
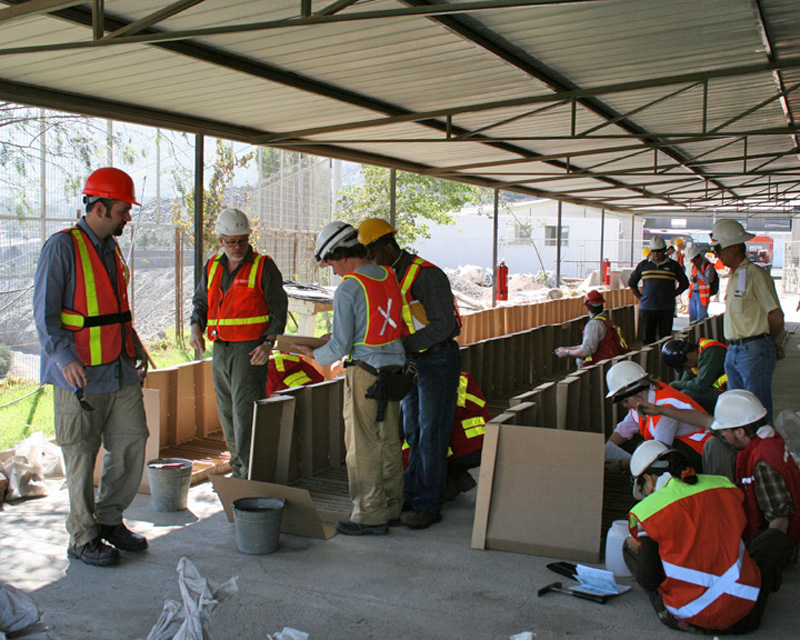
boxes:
[392,250,460,353]
[33,217,142,393]
[191,246,287,339]
[312,263,405,369]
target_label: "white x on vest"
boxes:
[378,298,398,335]
[662,541,759,619]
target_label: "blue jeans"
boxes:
[725,335,776,423]
[689,295,709,323]
[401,340,461,513]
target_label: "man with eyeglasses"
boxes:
[709,219,784,423]
[190,208,287,479]
[34,167,150,567]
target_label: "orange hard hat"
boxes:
[82,167,140,206]
[584,290,605,306]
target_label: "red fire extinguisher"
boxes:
[602,258,611,286]
[497,260,508,301]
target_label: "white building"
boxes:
[413,199,644,280]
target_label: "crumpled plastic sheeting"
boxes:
[510,633,536,640]
[775,410,800,466]
[145,557,238,640]
[1,432,65,502]
[268,629,309,640]
[0,582,62,639]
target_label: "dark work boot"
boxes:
[98,522,149,552]
[67,538,120,567]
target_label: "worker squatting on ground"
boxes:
[623,440,786,634]
[33,167,150,567]
[554,290,628,367]
[358,218,462,530]
[294,222,407,536]
[710,219,785,423]
[190,208,287,479]
[603,361,713,474]
[660,337,727,414]
[637,389,800,587]
[684,243,717,323]
[628,235,689,344]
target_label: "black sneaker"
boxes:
[335,521,389,536]
[400,509,442,529]
[67,538,120,567]
[98,523,148,552]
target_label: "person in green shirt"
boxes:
[661,338,727,413]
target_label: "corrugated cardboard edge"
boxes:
[276,335,329,352]
[471,422,500,550]
[210,473,336,540]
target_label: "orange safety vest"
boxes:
[689,261,713,306]
[398,256,461,337]
[688,338,728,390]
[267,350,324,396]
[629,475,761,630]
[59,226,135,366]
[633,382,713,455]
[206,252,270,342]
[343,266,404,346]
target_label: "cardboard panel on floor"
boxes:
[472,423,604,562]
[210,474,336,540]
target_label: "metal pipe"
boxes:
[492,189,499,308]
[390,168,396,227]
[194,133,204,289]
[556,201,562,285]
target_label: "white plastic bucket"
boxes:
[605,519,632,577]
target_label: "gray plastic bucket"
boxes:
[232,497,285,555]
[146,458,192,512]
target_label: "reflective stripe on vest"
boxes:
[457,374,486,408]
[284,370,312,387]
[60,227,134,366]
[270,352,300,372]
[662,541,759,620]
[461,416,486,438]
[688,339,728,390]
[398,256,461,337]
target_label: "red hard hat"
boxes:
[584,290,605,305]
[82,167,140,205]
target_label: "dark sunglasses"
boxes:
[74,386,95,412]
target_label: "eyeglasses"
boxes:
[221,237,249,247]
[74,386,95,412]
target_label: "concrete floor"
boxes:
[4,295,800,640]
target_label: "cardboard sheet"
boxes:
[210,474,336,540]
[472,423,604,562]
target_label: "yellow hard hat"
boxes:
[358,218,396,246]
[675,237,685,247]
[643,247,651,258]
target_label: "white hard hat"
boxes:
[684,243,702,262]
[215,208,251,236]
[710,390,767,431]
[649,236,667,251]
[709,219,755,249]
[630,440,671,478]
[314,221,360,262]
[605,360,648,399]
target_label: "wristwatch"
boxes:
[263,337,276,349]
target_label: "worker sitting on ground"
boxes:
[267,350,324,396]
[637,390,799,587]
[624,441,773,634]
[604,361,712,473]
[555,290,628,367]
[660,337,727,413]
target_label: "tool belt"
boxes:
[346,359,419,421]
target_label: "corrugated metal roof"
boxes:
[0,0,798,217]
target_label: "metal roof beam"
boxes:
[0,0,83,24]
[105,0,206,39]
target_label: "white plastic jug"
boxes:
[605,519,631,577]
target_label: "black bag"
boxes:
[365,363,419,403]
[708,269,719,296]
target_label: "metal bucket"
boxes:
[146,458,192,512]
[232,497,285,555]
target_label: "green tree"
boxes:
[171,138,255,251]
[336,166,490,246]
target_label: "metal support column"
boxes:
[556,201,563,285]
[492,189,499,308]
[389,168,397,227]
[193,133,204,288]
[599,208,605,270]
[630,214,635,266]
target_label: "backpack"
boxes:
[708,268,719,296]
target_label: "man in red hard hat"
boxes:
[555,290,628,367]
[34,167,149,567]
